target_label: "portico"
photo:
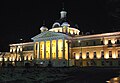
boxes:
[32,31,70,66]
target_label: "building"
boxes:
[1,9,120,67]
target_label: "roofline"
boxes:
[74,31,120,39]
[9,42,34,46]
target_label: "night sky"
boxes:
[0,0,120,51]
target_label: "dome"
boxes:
[52,22,60,28]
[61,22,70,27]
[40,26,48,32]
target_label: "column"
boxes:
[63,39,65,59]
[50,40,52,60]
[56,40,58,59]
[44,41,46,59]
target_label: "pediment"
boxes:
[31,31,71,41]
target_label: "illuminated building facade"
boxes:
[2,9,120,67]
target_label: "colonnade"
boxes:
[34,39,68,60]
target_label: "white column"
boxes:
[44,41,46,60]
[50,40,52,60]
[56,39,58,59]
[63,39,65,59]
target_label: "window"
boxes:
[101,40,104,45]
[101,51,104,58]
[86,42,88,46]
[93,52,97,58]
[109,51,112,58]
[86,52,89,59]
[108,40,111,44]
[80,52,82,59]
[93,41,96,45]
[118,50,120,58]
[116,39,120,44]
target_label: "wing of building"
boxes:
[1,9,120,67]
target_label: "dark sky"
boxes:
[0,0,120,51]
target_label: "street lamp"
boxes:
[66,40,71,67]
[20,38,24,66]
[78,40,82,66]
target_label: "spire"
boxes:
[62,2,64,10]
[42,20,45,26]
[60,3,67,19]
[40,20,48,32]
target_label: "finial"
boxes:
[62,2,64,10]
[43,20,45,26]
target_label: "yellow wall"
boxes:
[72,46,120,60]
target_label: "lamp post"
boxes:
[66,40,71,67]
[20,38,24,66]
[78,40,82,66]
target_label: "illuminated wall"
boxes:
[40,41,44,59]
[52,40,56,59]
[49,27,80,35]
[58,39,63,59]
[46,41,50,59]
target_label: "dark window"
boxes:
[93,52,97,58]
[101,41,104,45]
[80,52,82,59]
[101,51,104,58]
[116,39,120,44]
[86,42,88,46]
[108,40,111,44]
[109,51,112,58]
[86,52,89,58]
[118,50,120,58]
[93,41,96,45]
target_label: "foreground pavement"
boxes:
[0,67,119,83]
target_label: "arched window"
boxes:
[93,52,97,58]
